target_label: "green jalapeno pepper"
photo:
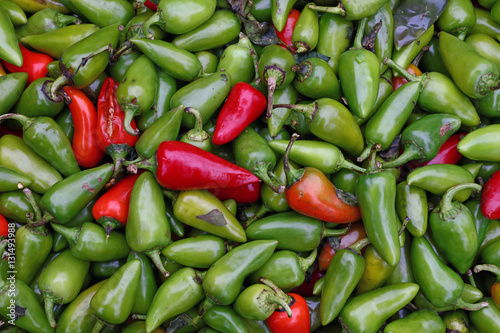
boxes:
[470,7,500,38]
[383,309,446,333]
[0,72,28,116]
[338,283,420,333]
[0,6,22,66]
[90,259,142,333]
[90,259,126,279]
[233,283,291,321]
[469,298,500,333]
[0,166,31,192]
[13,77,65,118]
[204,304,250,333]
[145,267,205,333]
[429,183,482,274]
[458,124,500,162]
[69,0,134,28]
[0,190,41,224]
[216,32,256,87]
[315,13,352,74]
[291,57,341,101]
[464,199,492,249]
[308,0,389,21]
[292,2,319,53]
[0,1,26,27]
[395,180,428,237]
[126,171,171,277]
[126,252,158,316]
[38,249,91,327]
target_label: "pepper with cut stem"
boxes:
[180,107,212,152]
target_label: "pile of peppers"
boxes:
[2,0,500,332]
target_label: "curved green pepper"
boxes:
[429,183,482,274]
[386,230,415,285]
[458,124,500,162]
[161,234,228,269]
[395,180,428,237]
[0,6,22,66]
[356,170,400,267]
[365,2,393,73]
[383,309,446,333]
[473,89,500,119]
[271,0,296,32]
[440,31,500,99]
[15,7,81,39]
[145,267,205,333]
[216,33,255,87]
[130,38,202,82]
[38,249,90,327]
[469,298,500,333]
[0,135,62,194]
[127,252,158,316]
[392,25,434,77]
[338,283,420,333]
[50,222,130,261]
[170,71,231,129]
[308,0,389,21]
[172,10,240,52]
[0,72,28,116]
[90,259,142,332]
[245,211,348,252]
[56,280,106,333]
[173,189,247,243]
[268,84,298,139]
[0,0,27,26]
[126,171,171,277]
[40,163,113,224]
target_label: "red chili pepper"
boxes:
[154,140,260,191]
[318,221,367,271]
[283,135,362,224]
[0,214,8,238]
[96,77,138,151]
[92,173,141,234]
[1,44,52,85]
[481,170,500,219]
[208,182,261,203]
[275,9,300,49]
[212,82,267,145]
[408,133,464,169]
[290,262,325,297]
[392,64,422,91]
[266,293,311,333]
[63,86,105,168]
[144,0,158,10]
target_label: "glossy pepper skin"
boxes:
[282,134,361,224]
[40,163,114,224]
[213,82,267,145]
[2,44,52,85]
[440,31,500,98]
[151,140,260,190]
[383,309,446,333]
[0,6,23,67]
[15,7,80,39]
[0,72,27,116]
[145,267,205,333]
[356,169,401,267]
[266,293,310,333]
[126,171,171,277]
[469,297,500,333]
[430,183,482,274]
[458,124,500,162]
[482,170,500,219]
[69,0,134,28]
[339,283,420,333]
[64,86,106,168]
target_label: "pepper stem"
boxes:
[56,12,81,27]
[23,187,42,222]
[478,73,500,96]
[91,319,106,333]
[283,133,305,189]
[131,314,147,320]
[357,142,375,163]
[439,183,482,219]
[366,143,382,173]
[453,297,489,311]
[349,237,371,255]
[142,10,162,39]
[473,264,500,279]
[242,202,273,229]
[338,155,366,173]
[124,155,157,175]
[122,104,141,136]
[258,277,294,317]
[44,297,56,328]
[192,297,216,325]
[307,3,346,17]
[298,248,318,273]
[46,75,69,103]
[273,101,319,121]
[265,293,293,318]
[183,107,210,143]
[323,226,350,238]
[380,142,423,169]
[146,249,170,278]
[50,223,78,247]
[353,18,368,49]
[266,76,277,119]
[0,113,31,129]
[252,162,284,194]
[383,58,419,83]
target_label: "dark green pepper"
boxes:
[464,198,492,248]
[0,72,28,116]
[291,57,341,101]
[395,180,428,237]
[365,2,394,73]
[90,258,126,279]
[127,251,158,316]
[204,305,250,333]
[216,32,256,87]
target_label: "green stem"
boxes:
[50,223,78,247]
[44,297,56,328]
[323,226,350,238]
[124,155,157,175]
[474,264,500,278]
[353,18,368,49]
[468,269,478,288]
[366,143,381,173]
[283,133,305,188]
[298,248,318,273]
[383,58,419,83]
[252,162,284,194]
[273,101,318,121]
[91,319,106,333]
[242,202,273,229]
[23,188,42,222]
[380,142,422,169]
[357,142,375,163]
[192,297,216,325]
[0,113,30,127]
[258,277,292,304]
[266,294,293,318]
[338,156,366,173]
[266,75,277,119]
[131,314,147,320]
[439,183,482,214]
[453,297,489,311]
[349,237,371,255]
[142,10,162,39]
[47,75,69,103]
[146,249,169,278]
[184,107,210,142]
[56,12,81,27]
[122,104,141,136]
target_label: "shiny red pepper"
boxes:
[92,173,141,234]
[408,133,464,169]
[208,182,261,203]
[0,214,8,238]
[481,170,500,219]
[275,9,300,50]
[96,77,138,152]
[63,86,105,168]
[318,221,367,271]
[266,293,311,333]
[392,64,422,91]
[212,82,267,145]
[283,135,362,224]
[153,140,260,190]
[1,44,52,85]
